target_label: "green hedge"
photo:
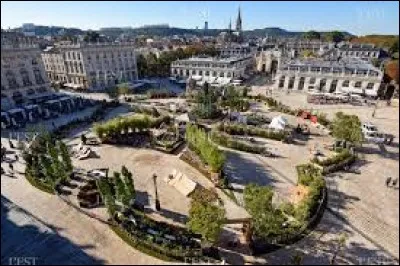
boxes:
[311,149,355,167]
[210,130,266,154]
[109,223,182,262]
[185,124,225,172]
[94,114,170,140]
[25,172,55,195]
[217,123,287,141]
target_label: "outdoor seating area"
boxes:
[307,91,376,106]
[1,94,97,129]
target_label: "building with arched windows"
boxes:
[170,55,253,86]
[273,57,384,96]
[1,31,51,111]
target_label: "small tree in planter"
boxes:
[187,200,225,246]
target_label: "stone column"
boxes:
[293,76,300,91]
[304,77,311,91]
[325,79,333,93]
[284,75,290,90]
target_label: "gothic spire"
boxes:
[236,5,242,32]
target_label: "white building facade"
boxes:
[42,41,138,91]
[274,58,383,96]
[170,55,253,86]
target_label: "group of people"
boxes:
[385,177,398,188]
[1,140,19,177]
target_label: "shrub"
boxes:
[185,124,225,172]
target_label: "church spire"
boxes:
[236,5,242,32]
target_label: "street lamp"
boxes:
[152,173,160,211]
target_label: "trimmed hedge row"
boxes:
[210,130,266,154]
[216,122,287,141]
[311,149,356,167]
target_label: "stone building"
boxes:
[1,31,52,110]
[170,55,253,86]
[255,47,282,75]
[274,58,383,96]
[336,43,383,59]
[41,41,138,91]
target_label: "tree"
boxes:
[243,183,285,238]
[325,31,345,43]
[302,31,321,40]
[331,112,363,144]
[301,50,315,58]
[117,83,130,96]
[187,201,225,244]
[113,172,126,204]
[58,141,73,174]
[83,31,100,43]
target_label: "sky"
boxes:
[1,1,399,36]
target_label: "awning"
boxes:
[191,75,202,81]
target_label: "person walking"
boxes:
[386,177,392,187]
[8,163,14,176]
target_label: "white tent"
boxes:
[165,169,198,197]
[269,116,287,131]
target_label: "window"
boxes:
[205,71,210,76]
[366,83,374,90]
[33,69,45,84]
[355,81,362,88]
[27,88,35,95]
[212,71,217,77]
[20,68,32,86]
[342,80,350,87]
[220,72,225,77]
[278,76,285,88]
[309,78,316,84]
[288,77,295,89]
[6,70,19,89]
[199,70,203,75]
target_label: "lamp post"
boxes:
[152,173,160,211]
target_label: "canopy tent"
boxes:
[269,115,287,131]
[165,169,198,197]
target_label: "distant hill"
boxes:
[9,24,354,39]
[12,25,84,36]
[350,35,399,52]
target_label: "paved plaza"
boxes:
[1,87,399,264]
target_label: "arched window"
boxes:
[355,81,362,88]
[309,77,316,84]
[220,72,225,77]
[205,71,210,76]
